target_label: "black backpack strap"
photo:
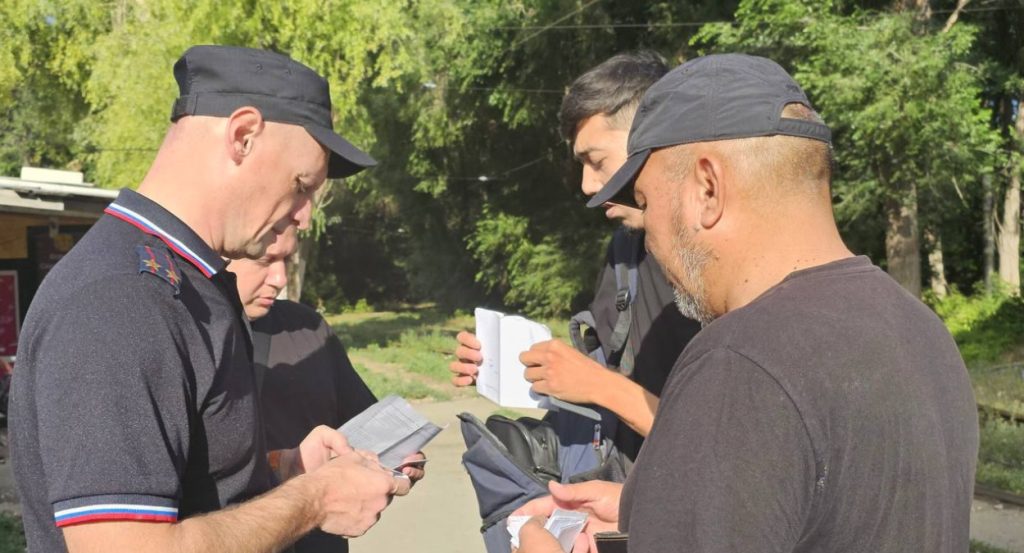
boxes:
[568,310,599,354]
[606,230,641,374]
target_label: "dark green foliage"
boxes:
[930,286,1024,366]
[1,0,1022,317]
[977,417,1024,495]
[970,539,1019,553]
[0,513,25,553]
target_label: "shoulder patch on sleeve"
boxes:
[136,244,181,295]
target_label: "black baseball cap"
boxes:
[587,53,831,208]
[170,45,377,179]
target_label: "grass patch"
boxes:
[970,539,1019,553]
[930,288,1024,497]
[353,363,448,401]
[0,512,25,553]
[976,417,1024,495]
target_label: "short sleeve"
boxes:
[622,347,818,553]
[32,276,192,527]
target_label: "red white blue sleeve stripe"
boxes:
[53,495,178,527]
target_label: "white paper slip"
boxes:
[508,509,588,552]
[474,307,553,409]
[337,395,444,468]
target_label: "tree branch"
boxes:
[941,0,971,33]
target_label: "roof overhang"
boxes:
[0,176,117,219]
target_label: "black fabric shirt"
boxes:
[252,299,377,553]
[10,189,272,553]
[619,257,979,553]
[589,230,702,459]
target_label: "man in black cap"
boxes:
[515,53,978,553]
[10,45,405,553]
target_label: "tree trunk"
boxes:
[885,184,922,297]
[282,232,313,303]
[925,227,949,298]
[996,97,1024,295]
[983,174,995,293]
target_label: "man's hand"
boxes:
[271,425,354,481]
[520,340,610,405]
[306,450,403,537]
[450,331,482,386]
[514,516,572,553]
[514,481,623,553]
[396,451,427,484]
[297,425,353,474]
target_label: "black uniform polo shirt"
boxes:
[10,189,273,552]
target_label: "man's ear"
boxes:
[693,153,726,230]
[226,107,265,166]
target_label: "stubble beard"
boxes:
[670,217,715,326]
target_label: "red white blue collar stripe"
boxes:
[105,202,218,278]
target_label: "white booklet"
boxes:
[337,395,443,468]
[474,308,603,420]
[474,307,554,409]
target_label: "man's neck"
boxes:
[711,209,853,315]
[136,173,225,257]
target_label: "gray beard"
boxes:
[674,288,713,326]
[671,224,715,325]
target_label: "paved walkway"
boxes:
[0,397,1021,551]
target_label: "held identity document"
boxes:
[474,308,602,421]
[474,307,553,409]
[337,394,443,468]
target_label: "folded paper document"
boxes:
[508,509,588,552]
[474,308,600,420]
[337,395,443,468]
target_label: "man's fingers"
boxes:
[519,349,543,367]
[451,374,477,387]
[390,474,412,496]
[454,327,481,350]
[456,331,482,349]
[315,425,351,455]
[518,517,563,553]
[572,532,594,553]
[523,366,545,383]
[449,360,480,377]
[547,480,595,508]
[454,345,483,364]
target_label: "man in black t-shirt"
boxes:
[227,227,424,553]
[516,54,977,553]
[450,53,701,456]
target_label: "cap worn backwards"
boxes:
[587,53,832,209]
[171,45,377,179]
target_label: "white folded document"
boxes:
[508,509,589,552]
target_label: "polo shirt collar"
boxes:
[104,188,226,278]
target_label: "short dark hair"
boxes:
[558,51,669,141]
